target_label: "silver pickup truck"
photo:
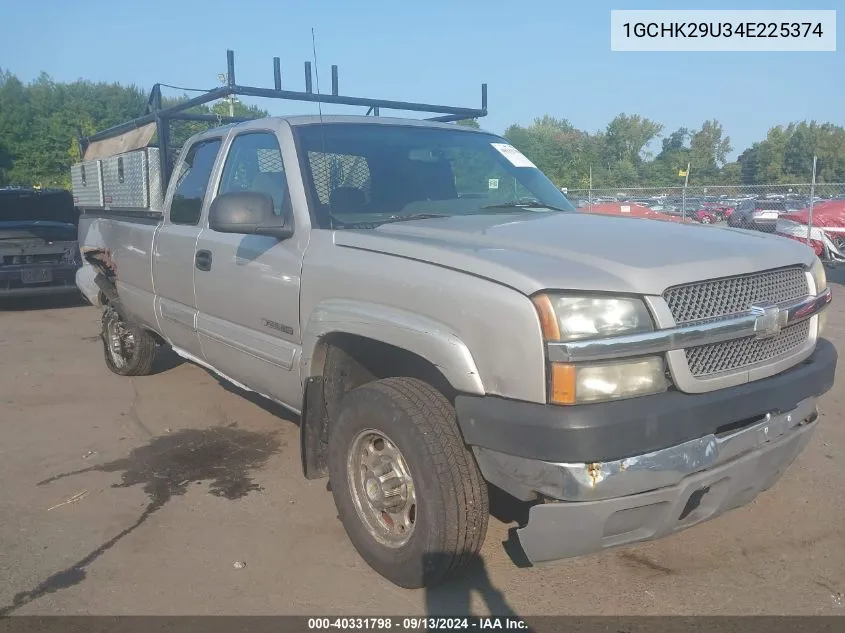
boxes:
[72,61,836,589]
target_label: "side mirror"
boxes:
[208,191,294,240]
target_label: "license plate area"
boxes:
[21,268,53,284]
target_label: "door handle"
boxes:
[195,250,212,272]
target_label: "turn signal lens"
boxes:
[532,294,561,341]
[550,363,577,405]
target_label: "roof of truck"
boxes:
[189,114,492,142]
[282,115,490,132]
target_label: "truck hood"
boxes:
[334,212,816,295]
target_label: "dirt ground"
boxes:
[1,270,844,617]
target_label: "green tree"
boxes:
[689,120,731,182]
[505,116,589,187]
[0,138,11,184]
[603,113,663,165]
[649,127,691,185]
[720,161,742,184]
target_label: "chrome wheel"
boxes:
[105,311,135,370]
[347,429,417,548]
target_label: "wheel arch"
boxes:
[299,300,485,479]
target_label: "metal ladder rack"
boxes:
[79,49,488,195]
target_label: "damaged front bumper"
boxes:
[513,397,817,563]
[456,338,837,565]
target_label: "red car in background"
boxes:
[695,204,735,224]
[697,202,735,223]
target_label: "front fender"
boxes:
[300,298,485,395]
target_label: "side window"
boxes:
[218,132,290,216]
[170,138,222,225]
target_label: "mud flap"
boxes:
[301,376,330,479]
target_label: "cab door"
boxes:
[193,129,306,406]
[152,137,223,358]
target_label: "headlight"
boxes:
[550,357,668,405]
[810,257,827,294]
[532,293,666,405]
[532,294,654,341]
[810,257,829,337]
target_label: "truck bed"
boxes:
[77,212,159,329]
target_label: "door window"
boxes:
[217,132,291,217]
[170,138,222,225]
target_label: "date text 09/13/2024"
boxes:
[307,617,529,630]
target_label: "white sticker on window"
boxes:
[488,178,499,190]
[490,143,536,168]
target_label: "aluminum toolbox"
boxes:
[101,148,163,211]
[70,159,104,208]
[71,148,163,213]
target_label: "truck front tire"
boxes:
[328,377,489,588]
[101,308,157,377]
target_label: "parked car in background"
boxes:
[694,208,719,224]
[0,188,82,299]
[728,199,788,233]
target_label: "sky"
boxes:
[0,0,841,160]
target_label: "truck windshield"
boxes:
[294,123,575,229]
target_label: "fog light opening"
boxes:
[678,486,710,521]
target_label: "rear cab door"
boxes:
[152,134,224,358]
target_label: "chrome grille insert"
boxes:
[664,267,809,325]
[685,319,811,377]
[664,267,812,380]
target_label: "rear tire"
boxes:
[101,307,157,376]
[328,377,489,588]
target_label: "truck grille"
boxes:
[664,266,809,325]
[685,319,811,377]
[664,267,812,379]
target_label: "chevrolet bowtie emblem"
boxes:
[751,303,788,339]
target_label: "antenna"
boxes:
[311,27,333,230]
[311,28,324,123]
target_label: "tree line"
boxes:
[2,69,844,189]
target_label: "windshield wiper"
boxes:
[481,200,572,213]
[335,213,450,229]
[379,213,450,224]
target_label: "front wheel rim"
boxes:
[347,429,417,548]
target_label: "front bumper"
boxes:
[456,338,837,465]
[516,398,817,563]
[0,264,80,298]
[456,340,837,564]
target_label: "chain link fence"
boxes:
[562,182,845,262]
